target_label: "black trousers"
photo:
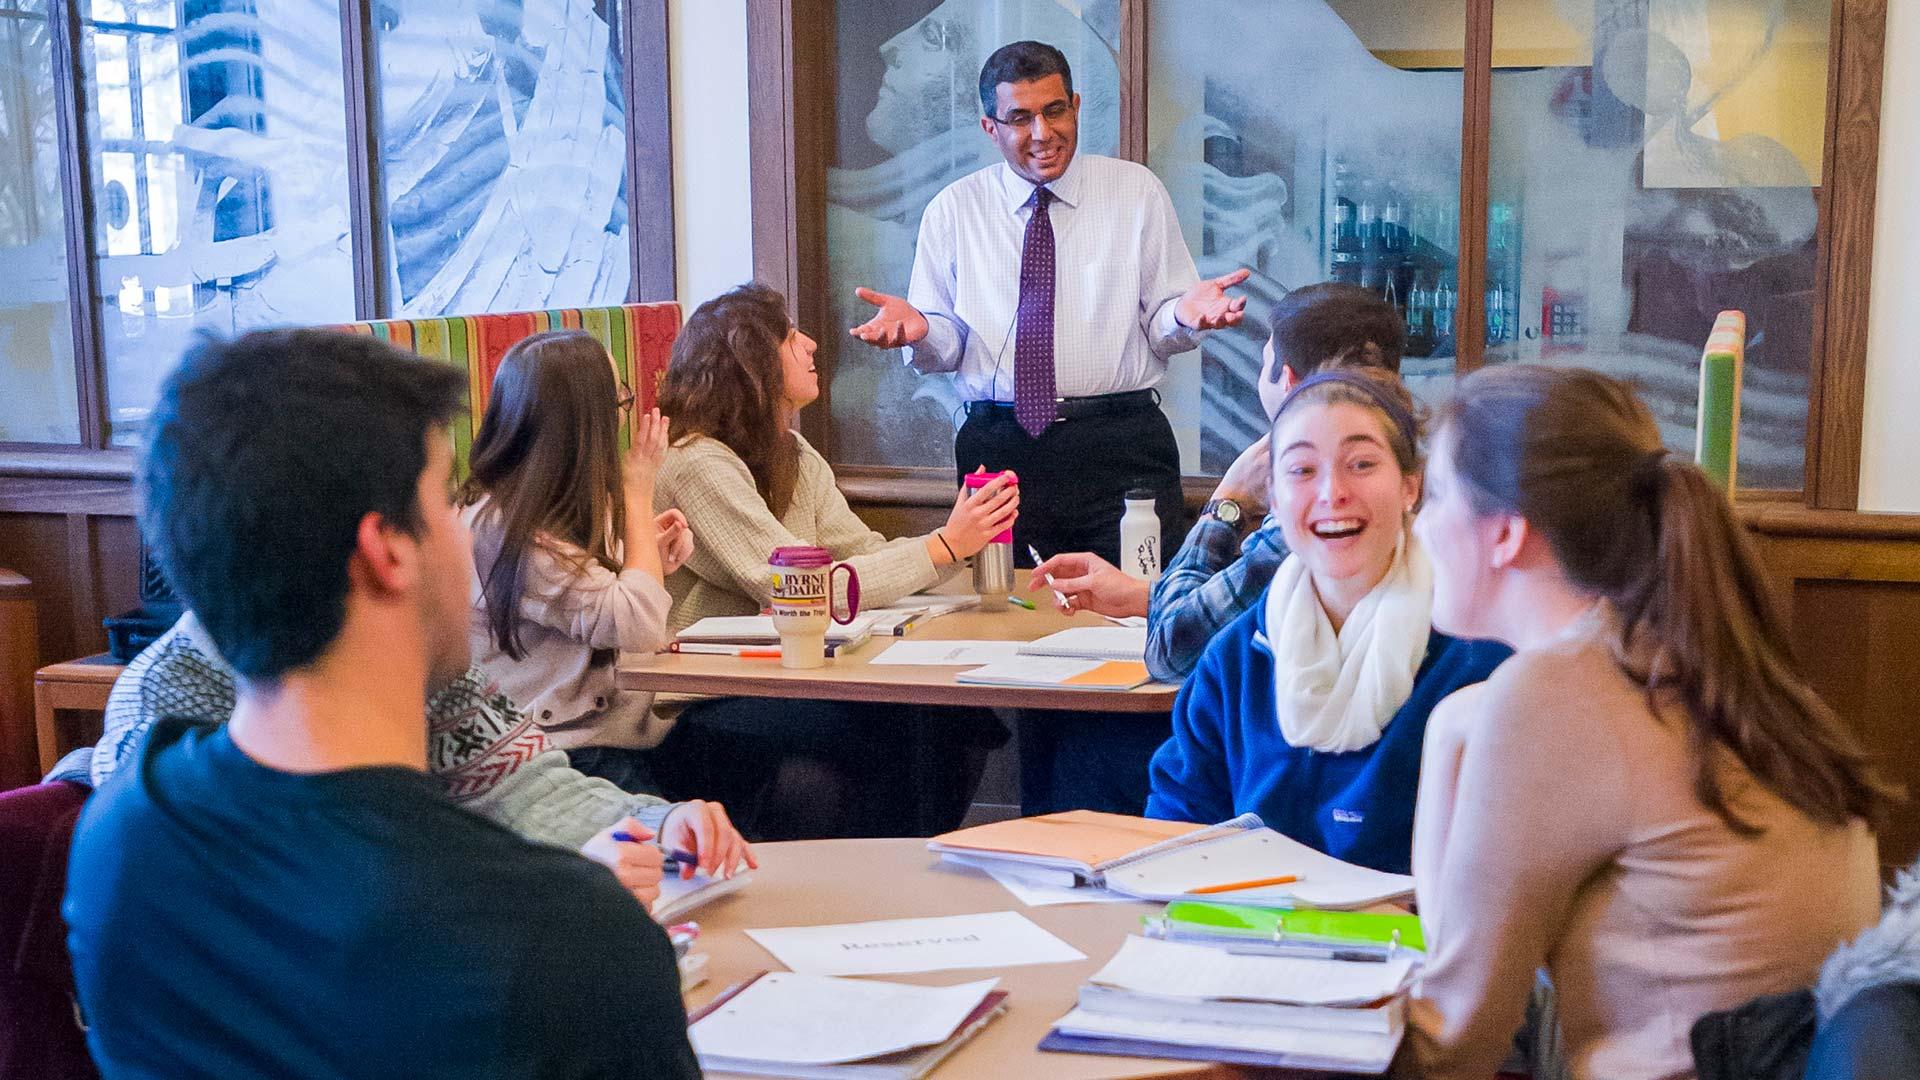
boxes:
[954,399,1188,568]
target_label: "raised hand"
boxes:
[1213,433,1272,512]
[1175,268,1251,331]
[848,287,930,348]
[623,408,670,498]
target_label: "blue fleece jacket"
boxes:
[1145,598,1510,874]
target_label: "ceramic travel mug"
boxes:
[766,545,861,668]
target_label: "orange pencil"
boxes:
[1186,874,1300,896]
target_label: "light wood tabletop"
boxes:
[619,587,1180,713]
[683,837,1360,1080]
[35,654,123,773]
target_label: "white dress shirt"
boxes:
[903,152,1203,402]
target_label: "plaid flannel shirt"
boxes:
[1145,515,1289,683]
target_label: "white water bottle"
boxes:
[1118,488,1162,582]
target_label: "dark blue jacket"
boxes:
[1145,598,1510,874]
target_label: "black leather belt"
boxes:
[965,388,1160,423]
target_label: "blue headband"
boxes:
[1273,369,1419,454]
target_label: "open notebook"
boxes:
[1016,625,1149,661]
[931,812,1413,910]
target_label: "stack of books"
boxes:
[1041,929,1416,1073]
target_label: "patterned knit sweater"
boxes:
[653,432,957,634]
[68,614,672,851]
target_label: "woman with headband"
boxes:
[1144,366,1509,873]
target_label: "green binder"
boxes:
[1155,900,1425,953]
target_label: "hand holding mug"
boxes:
[943,468,1019,558]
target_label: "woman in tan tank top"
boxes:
[1405,366,1893,1080]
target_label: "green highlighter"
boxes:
[1147,900,1425,959]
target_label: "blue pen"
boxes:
[611,830,699,869]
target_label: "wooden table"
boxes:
[621,590,1179,713]
[686,837,1320,1080]
[34,654,121,773]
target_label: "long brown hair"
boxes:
[659,282,800,516]
[1437,365,1891,834]
[463,330,626,660]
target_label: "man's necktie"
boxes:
[1013,187,1057,438]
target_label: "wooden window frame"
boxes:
[0,0,678,477]
[748,0,1887,513]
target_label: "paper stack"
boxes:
[689,973,1008,1079]
[1041,935,1412,1073]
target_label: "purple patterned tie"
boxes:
[1013,187,1058,437]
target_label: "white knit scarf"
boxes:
[1258,528,1434,753]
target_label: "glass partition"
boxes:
[1149,0,1466,472]
[372,0,635,317]
[1487,0,1827,490]
[825,0,1123,469]
[84,0,357,446]
[1,0,79,443]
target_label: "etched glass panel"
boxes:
[826,0,1123,468]
[0,0,80,443]
[84,0,357,446]
[373,0,633,317]
[1486,0,1827,490]
[1149,0,1466,472]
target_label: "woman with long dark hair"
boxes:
[462,330,689,787]
[1408,365,1891,1080]
[646,283,1018,839]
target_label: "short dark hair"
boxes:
[139,329,466,680]
[1266,282,1406,382]
[978,40,1073,118]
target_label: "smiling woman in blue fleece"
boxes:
[1144,366,1509,874]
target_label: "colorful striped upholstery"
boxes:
[334,303,682,475]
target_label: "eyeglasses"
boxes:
[988,100,1074,130]
[614,384,636,411]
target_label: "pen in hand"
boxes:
[611,830,703,875]
[1027,544,1070,611]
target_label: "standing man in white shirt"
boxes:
[851,40,1248,570]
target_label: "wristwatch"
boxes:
[1202,498,1245,530]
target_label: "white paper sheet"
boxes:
[870,640,1026,666]
[691,973,998,1065]
[1101,615,1149,628]
[1089,935,1414,1007]
[745,911,1086,976]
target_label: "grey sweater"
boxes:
[70,613,672,850]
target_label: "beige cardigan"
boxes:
[1408,608,1879,1080]
[462,495,673,749]
[653,432,955,634]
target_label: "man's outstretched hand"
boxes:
[849,287,930,348]
[1176,269,1251,331]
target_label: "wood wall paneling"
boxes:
[1453,0,1494,374]
[1806,0,1887,510]
[0,571,41,789]
[0,511,140,673]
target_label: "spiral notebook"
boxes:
[1016,626,1149,661]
